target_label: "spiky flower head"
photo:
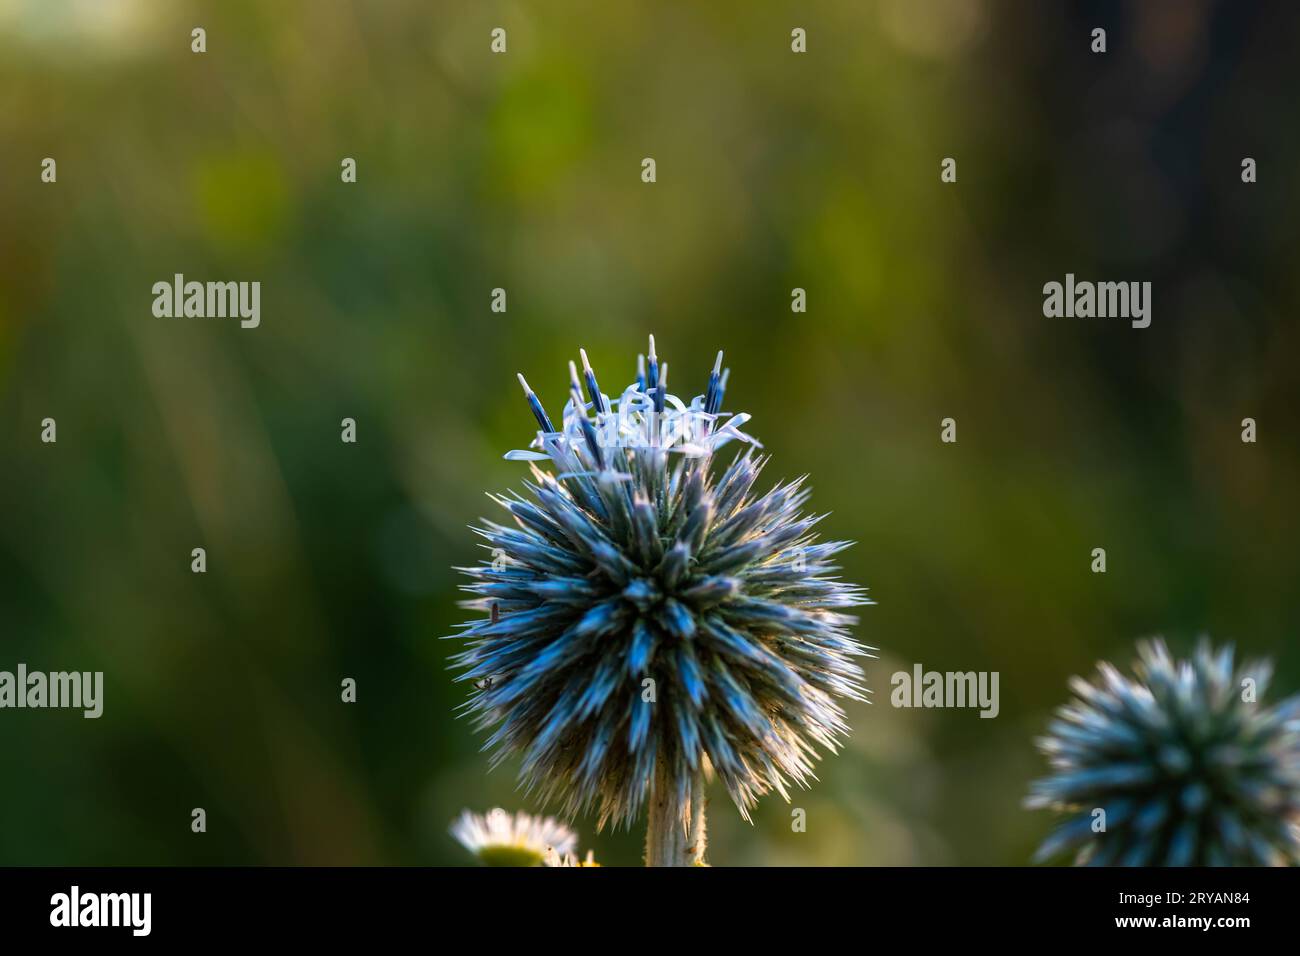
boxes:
[450,808,578,867]
[1027,639,1300,866]
[449,338,872,829]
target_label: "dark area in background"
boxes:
[1,0,1297,865]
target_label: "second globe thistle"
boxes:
[1027,639,1300,866]
[449,338,873,864]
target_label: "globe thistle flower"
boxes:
[450,808,577,866]
[1027,639,1300,866]
[449,338,872,864]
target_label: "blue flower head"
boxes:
[449,338,873,828]
[1027,639,1300,865]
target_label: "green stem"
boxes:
[644,758,707,866]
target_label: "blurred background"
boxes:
[2,0,1298,866]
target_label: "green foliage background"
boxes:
[2,0,1298,865]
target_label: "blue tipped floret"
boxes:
[579,349,608,415]
[704,350,724,415]
[646,334,664,413]
[567,366,604,470]
[517,373,556,434]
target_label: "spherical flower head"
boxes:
[1027,638,1300,866]
[449,341,873,829]
[450,808,578,867]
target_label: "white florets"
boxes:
[450,808,577,866]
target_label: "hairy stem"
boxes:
[644,758,707,866]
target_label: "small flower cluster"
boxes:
[450,808,596,867]
[505,337,757,469]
